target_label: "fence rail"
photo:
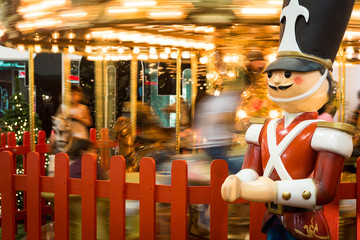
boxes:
[0,129,359,239]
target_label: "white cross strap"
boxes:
[263,118,322,180]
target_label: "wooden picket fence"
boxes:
[0,129,360,239]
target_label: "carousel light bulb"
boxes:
[101,47,108,54]
[164,47,171,54]
[227,71,235,78]
[51,45,59,53]
[85,33,91,39]
[85,45,92,53]
[269,110,281,119]
[199,56,208,64]
[118,47,125,54]
[137,54,149,60]
[149,54,158,59]
[236,110,247,119]
[170,52,178,59]
[181,51,190,59]
[149,47,157,54]
[214,90,221,96]
[0,28,5,37]
[223,55,231,63]
[17,44,25,52]
[160,52,169,59]
[68,45,75,53]
[34,45,42,53]
[52,31,60,39]
[68,32,75,39]
[133,46,140,54]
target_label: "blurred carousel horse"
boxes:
[47,115,75,176]
[112,103,174,172]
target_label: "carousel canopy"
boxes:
[1,0,360,58]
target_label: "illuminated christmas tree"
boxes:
[0,77,42,210]
[0,77,42,145]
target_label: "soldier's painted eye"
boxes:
[284,71,291,78]
[267,71,272,78]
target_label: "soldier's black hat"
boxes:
[265,0,355,72]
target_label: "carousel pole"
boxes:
[28,46,35,151]
[95,59,104,132]
[130,52,138,140]
[62,54,71,117]
[176,49,182,154]
[337,47,346,122]
[191,51,198,153]
[341,47,346,123]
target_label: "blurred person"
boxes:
[238,50,281,119]
[347,90,360,127]
[68,138,108,180]
[55,84,92,139]
[194,79,242,174]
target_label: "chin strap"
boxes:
[268,69,328,103]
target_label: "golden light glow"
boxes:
[181,51,190,59]
[60,11,88,18]
[149,54,159,59]
[269,110,281,119]
[268,0,283,5]
[132,47,140,54]
[214,90,220,96]
[17,19,62,30]
[68,45,75,53]
[52,31,60,39]
[236,110,247,119]
[124,1,157,7]
[18,0,66,13]
[240,8,279,15]
[164,47,171,54]
[149,47,157,54]
[0,28,5,37]
[67,32,75,39]
[51,45,59,53]
[170,52,178,59]
[137,54,149,60]
[160,52,169,59]
[106,7,138,14]
[17,44,25,52]
[118,47,125,54]
[199,56,208,64]
[85,46,92,54]
[23,11,51,19]
[227,71,235,78]
[34,45,42,53]
[148,11,184,19]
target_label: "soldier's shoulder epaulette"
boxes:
[249,118,266,125]
[317,121,355,135]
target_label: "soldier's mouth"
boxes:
[268,83,294,90]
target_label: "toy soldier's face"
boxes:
[266,70,329,113]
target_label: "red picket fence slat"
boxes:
[26,152,41,239]
[54,153,69,240]
[171,160,188,240]
[110,155,126,240]
[139,157,156,240]
[210,160,228,240]
[0,151,16,240]
[81,154,97,240]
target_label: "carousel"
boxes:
[1,0,360,239]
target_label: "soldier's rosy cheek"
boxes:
[294,76,303,85]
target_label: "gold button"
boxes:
[282,191,291,200]
[302,191,311,200]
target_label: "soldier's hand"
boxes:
[221,175,242,202]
